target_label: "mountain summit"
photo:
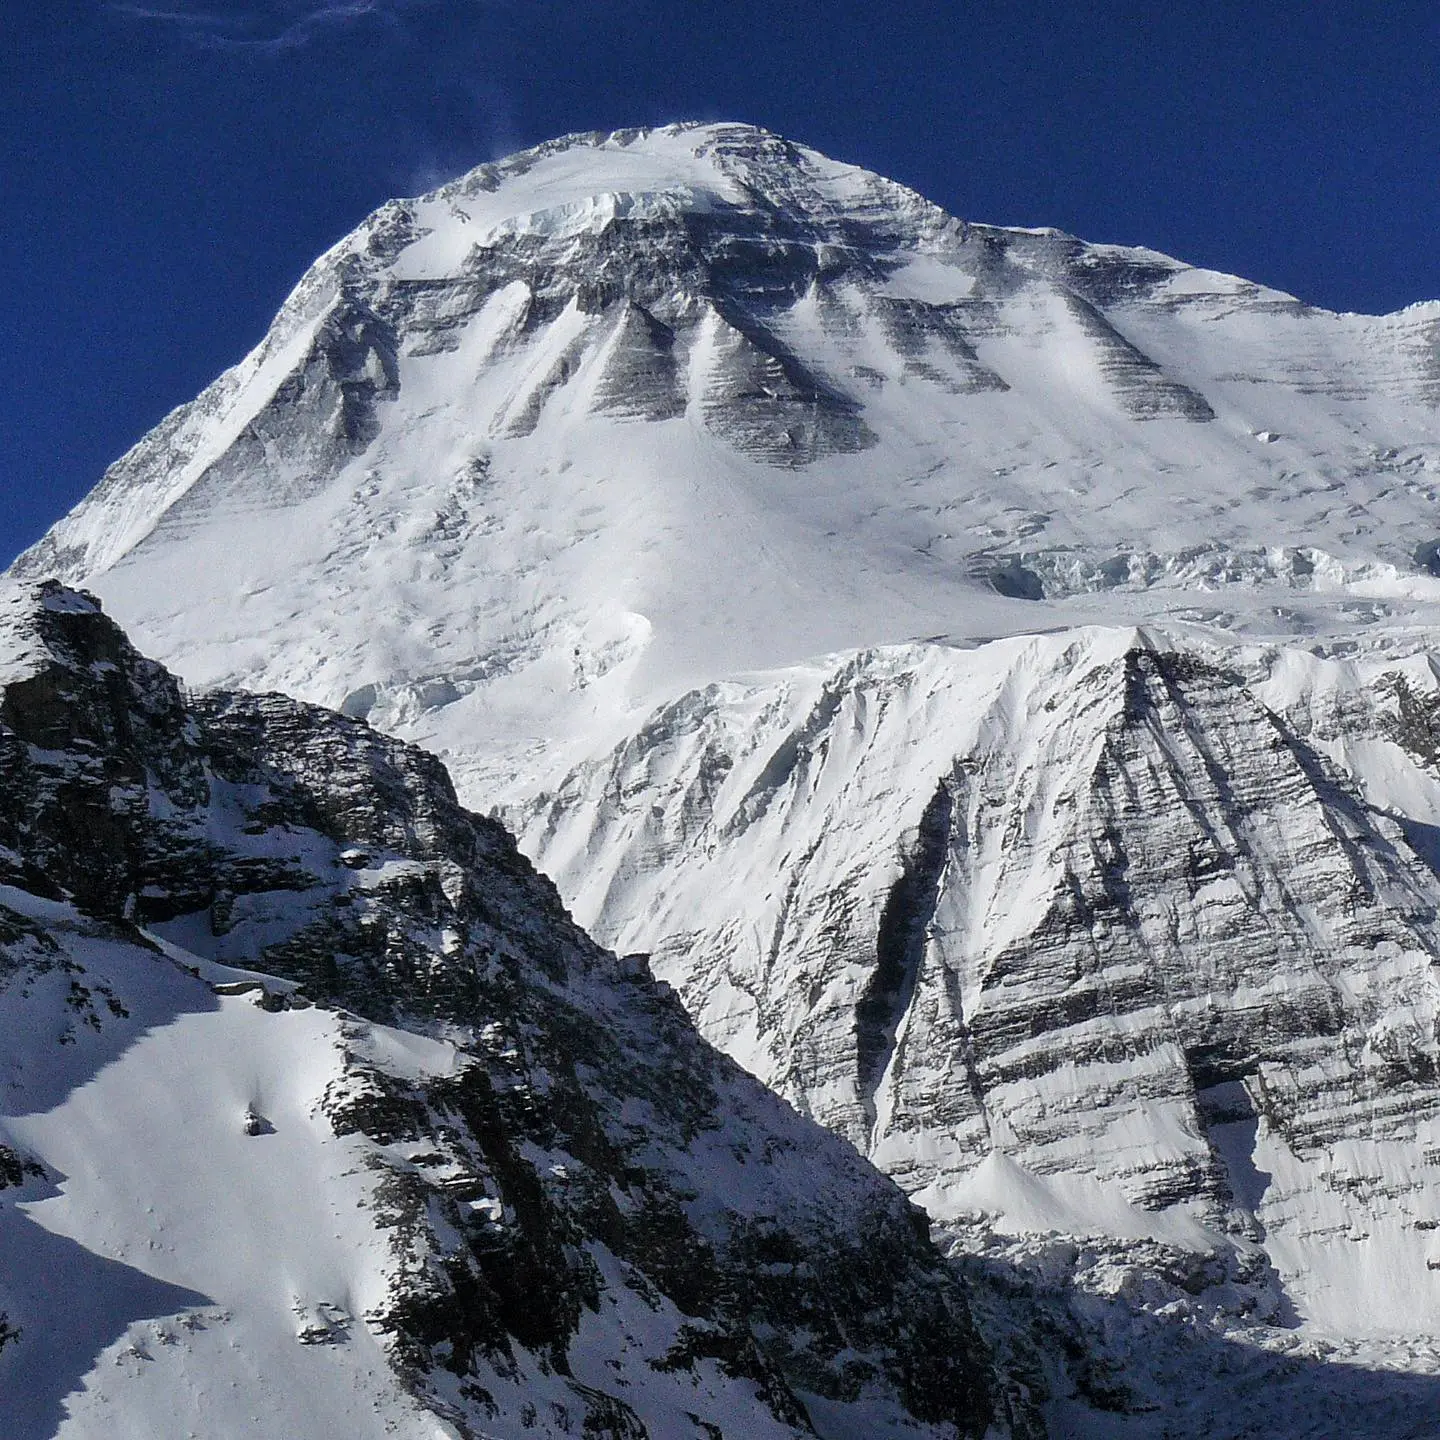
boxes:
[14,121,1440,803]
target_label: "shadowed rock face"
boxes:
[0,581,1014,1440]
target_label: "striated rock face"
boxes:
[517,624,1440,1365]
[0,582,1017,1440]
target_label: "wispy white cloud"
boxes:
[111,0,437,50]
[113,0,530,187]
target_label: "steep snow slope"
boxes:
[0,582,1012,1439]
[0,887,462,1440]
[12,122,1440,806]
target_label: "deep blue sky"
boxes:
[3,1,1437,565]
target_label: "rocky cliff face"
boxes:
[515,624,1440,1386]
[6,585,1440,1435]
[0,581,1016,1440]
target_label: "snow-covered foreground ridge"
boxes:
[0,582,1013,1439]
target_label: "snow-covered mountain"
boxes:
[0,580,1018,1439]
[12,121,1440,1429]
[15,122,1440,804]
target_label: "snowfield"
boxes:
[0,886,457,1440]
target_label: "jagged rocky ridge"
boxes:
[0,581,1018,1439]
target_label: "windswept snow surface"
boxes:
[0,888,464,1440]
